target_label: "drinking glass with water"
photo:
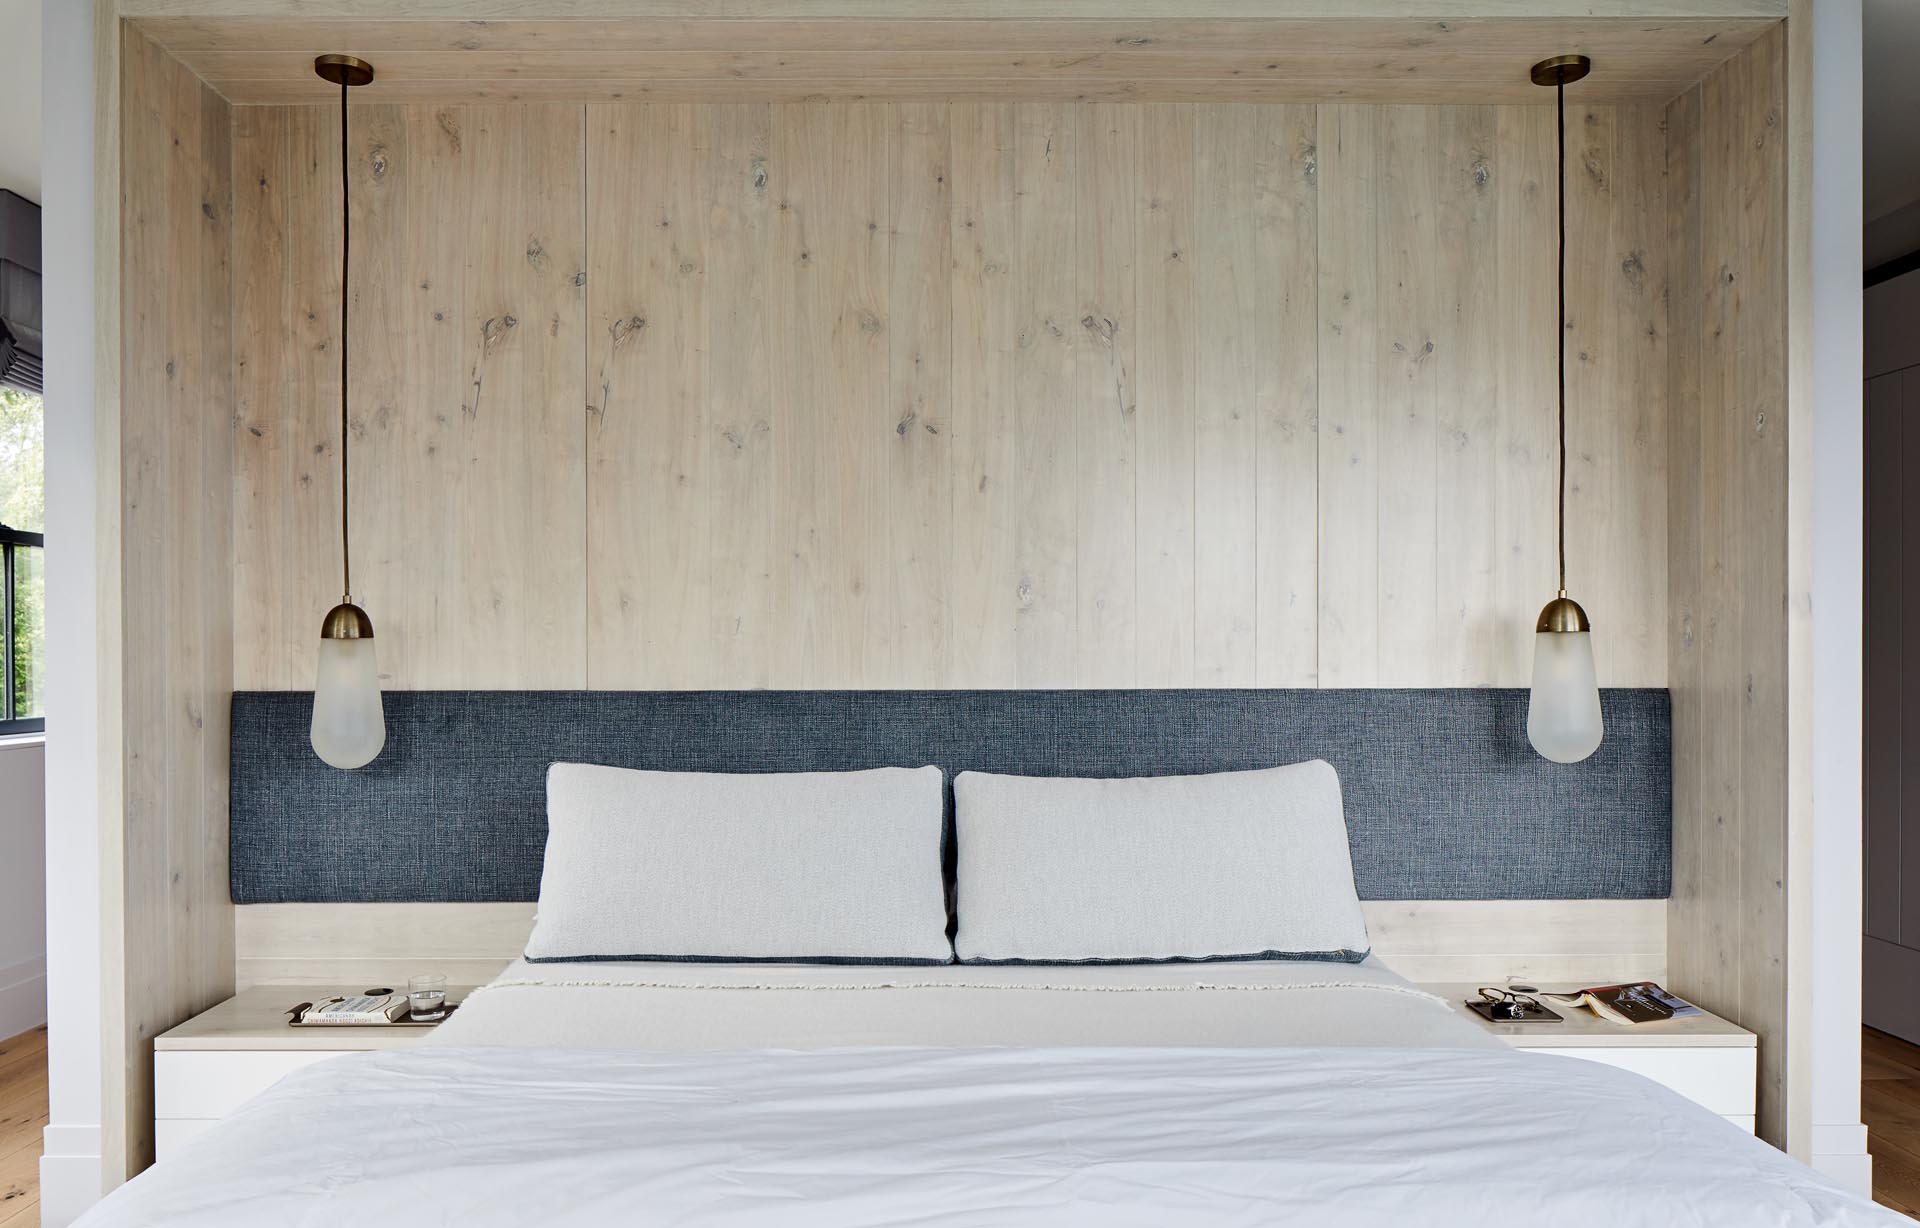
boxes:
[408,974,448,1022]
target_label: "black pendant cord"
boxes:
[1556,76,1568,597]
[338,76,352,603]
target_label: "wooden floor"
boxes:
[1866,1026,1920,1216]
[0,1026,45,1228]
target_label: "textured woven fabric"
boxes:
[229,688,1672,904]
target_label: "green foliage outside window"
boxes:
[0,386,43,532]
[0,386,44,722]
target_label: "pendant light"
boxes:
[308,53,386,771]
[1526,53,1604,765]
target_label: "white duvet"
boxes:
[76,964,1908,1226]
[85,1042,1899,1226]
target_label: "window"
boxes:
[0,385,42,734]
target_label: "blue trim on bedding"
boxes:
[958,948,1371,967]
[523,953,955,966]
[229,688,1672,905]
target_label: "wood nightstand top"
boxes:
[1420,982,1757,1049]
[156,985,475,1052]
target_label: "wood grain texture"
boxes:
[589,103,713,686]
[1434,105,1501,685]
[1375,106,1441,682]
[1309,103,1668,691]
[1072,104,1139,686]
[121,0,1789,17]
[96,0,132,1189]
[771,104,895,686]
[132,15,1781,106]
[1780,0,1815,1163]
[1664,24,1792,1149]
[704,105,780,688]
[1252,106,1321,688]
[119,26,238,1174]
[1008,104,1080,685]
[234,103,587,689]
[1314,104,1380,686]
[0,1026,46,1227]
[1865,1027,1920,1215]
[1191,104,1263,684]
[887,103,954,687]
[1493,104,1559,687]
[231,100,1671,691]
[947,102,1017,686]
[1133,103,1198,686]
[233,899,1670,990]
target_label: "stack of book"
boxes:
[1542,982,1702,1025]
[294,992,412,1025]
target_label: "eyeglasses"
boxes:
[1477,986,1553,1021]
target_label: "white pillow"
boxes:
[527,763,951,964]
[953,761,1369,964]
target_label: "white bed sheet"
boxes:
[423,955,1499,1051]
[73,961,1910,1226]
[83,1041,1900,1226]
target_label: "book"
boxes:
[1541,981,1702,1025]
[296,992,412,1025]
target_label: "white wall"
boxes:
[0,739,44,1039]
[40,0,105,1221]
[0,0,46,1045]
[1808,0,1872,1196]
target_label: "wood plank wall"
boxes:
[119,28,237,1172]
[230,99,1668,692]
[233,104,588,688]
[1665,24,1792,1147]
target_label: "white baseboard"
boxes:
[38,1124,103,1228]
[0,955,45,1040]
[1811,1122,1873,1198]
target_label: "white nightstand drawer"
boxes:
[153,986,464,1163]
[155,1049,347,1119]
[1420,982,1759,1133]
[1525,1045,1758,1119]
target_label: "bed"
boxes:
[99,730,1893,1225]
[80,956,1899,1226]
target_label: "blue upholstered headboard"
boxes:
[229,688,1670,904]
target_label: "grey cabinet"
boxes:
[1866,365,1920,1044]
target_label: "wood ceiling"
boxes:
[134,15,1780,105]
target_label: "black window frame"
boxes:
[0,521,43,735]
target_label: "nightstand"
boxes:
[153,984,468,1160]
[1422,983,1758,1132]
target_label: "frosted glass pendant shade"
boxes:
[311,629,385,769]
[1527,629,1603,764]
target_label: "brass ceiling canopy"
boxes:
[313,54,374,88]
[321,601,375,641]
[1529,53,1592,87]
[1535,593,1592,635]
